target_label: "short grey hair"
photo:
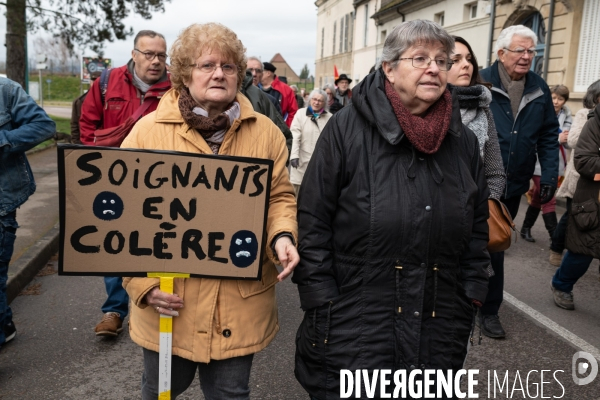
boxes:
[134,30,166,48]
[583,79,600,109]
[494,25,538,53]
[247,56,263,69]
[322,84,335,93]
[308,89,328,110]
[378,19,454,69]
[290,84,299,92]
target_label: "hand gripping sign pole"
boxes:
[148,272,190,400]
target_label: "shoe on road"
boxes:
[479,314,506,338]
[551,286,574,310]
[95,312,123,336]
[2,321,16,344]
[549,250,563,266]
[520,227,536,242]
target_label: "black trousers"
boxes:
[481,195,522,316]
[550,198,571,253]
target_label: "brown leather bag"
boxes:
[94,99,155,147]
[487,198,516,253]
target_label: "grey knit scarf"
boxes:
[498,62,525,118]
[132,69,151,94]
[453,84,492,157]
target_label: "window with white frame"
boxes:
[435,12,444,26]
[470,3,478,19]
[321,27,325,59]
[364,4,369,47]
[332,21,336,55]
[340,17,344,54]
[348,12,353,51]
[574,0,600,92]
[344,14,350,52]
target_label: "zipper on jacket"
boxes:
[311,308,317,347]
[395,264,403,314]
[432,264,439,318]
[323,301,332,344]
[491,86,543,198]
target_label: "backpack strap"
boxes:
[99,68,112,106]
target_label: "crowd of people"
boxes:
[1,17,600,400]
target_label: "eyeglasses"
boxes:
[191,62,239,76]
[134,49,168,62]
[247,68,263,74]
[312,98,325,103]
[503,47,537,57]
[398,56,453,71]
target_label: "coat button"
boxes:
[410,365,416,369]
[420,263,426,268]
[425,206,431,211]
[414,311,420,317]
[223,329,231,338]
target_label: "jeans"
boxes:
[481,195,522,316]
[0,211,18,344]
[552,250,594,293]
[102,277,129,320]
[141,348,254,400]
[550,198,571,253]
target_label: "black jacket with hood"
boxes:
[566,105,600,257]
[292,69,490,399]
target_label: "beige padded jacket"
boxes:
[121,88,297,363]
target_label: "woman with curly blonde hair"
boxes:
[121,22,299,399]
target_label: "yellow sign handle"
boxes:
[149,273,189,400]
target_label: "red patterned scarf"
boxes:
[384,79,452,154]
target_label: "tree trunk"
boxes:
[6,0,27,89]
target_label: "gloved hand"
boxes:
[290,158,299,168]
[539,185,557,204]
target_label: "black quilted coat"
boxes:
[292,69,490,399]
[566,105,600,258]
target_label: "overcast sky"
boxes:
[0,0,318,76]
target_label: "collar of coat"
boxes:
[352,68,463,147]
[152,88,258,153]
[154,88,257,124]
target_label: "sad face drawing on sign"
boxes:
[92,191,124,221]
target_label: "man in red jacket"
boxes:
[79,30,171,337]
[261,62,298,127]
[79,30,171,145]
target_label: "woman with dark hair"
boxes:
[447,36,506,339]
[447,36,505,200]
[293,20,490,399]
[550,80,600,311]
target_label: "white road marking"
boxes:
[504,291,600,361]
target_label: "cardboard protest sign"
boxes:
[57,145,273,279]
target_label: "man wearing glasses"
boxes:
[479,25,559,339]
[79,30,171,337]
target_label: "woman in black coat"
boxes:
[292,20,490,399]
[551,103,600,311]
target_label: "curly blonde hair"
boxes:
[169,23,247,91]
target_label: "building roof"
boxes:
[269,53,301,82]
